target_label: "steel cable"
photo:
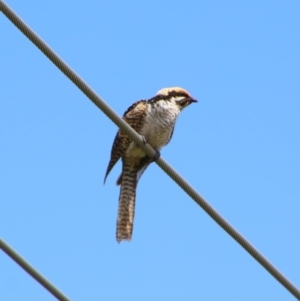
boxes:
[1,1,299,299]
[0,239,72,301]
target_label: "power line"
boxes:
[0,238,72,301]
[1,0,300,299]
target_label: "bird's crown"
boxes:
[156,87,191,98]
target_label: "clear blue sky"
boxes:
[1,1,300,300]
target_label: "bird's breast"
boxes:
[140,101,180,150]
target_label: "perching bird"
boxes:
[104,87,197,242]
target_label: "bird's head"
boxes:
[156,87,197,110]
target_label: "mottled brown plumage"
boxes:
[104,87,197,242]
[104,100,148,184]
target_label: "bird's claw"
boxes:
[152,151,161,162]
[140,135,147,145]
[140,135,160,162]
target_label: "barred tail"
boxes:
[116,165,137,242]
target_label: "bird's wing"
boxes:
[104,100,148,183]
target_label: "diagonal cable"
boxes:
[1,1,299,300]
[0,239,72,301]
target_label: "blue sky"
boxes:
[1,1,300,300]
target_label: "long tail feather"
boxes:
[116,165,137,242]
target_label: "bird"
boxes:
[104,87,197,242]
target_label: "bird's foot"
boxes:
[139,135,160,161]
[140,135,147,145]
[152,150,161,162]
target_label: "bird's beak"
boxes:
[188,97,198,103]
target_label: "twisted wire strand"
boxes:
[0,239,72,301]
[1,1,299,299]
